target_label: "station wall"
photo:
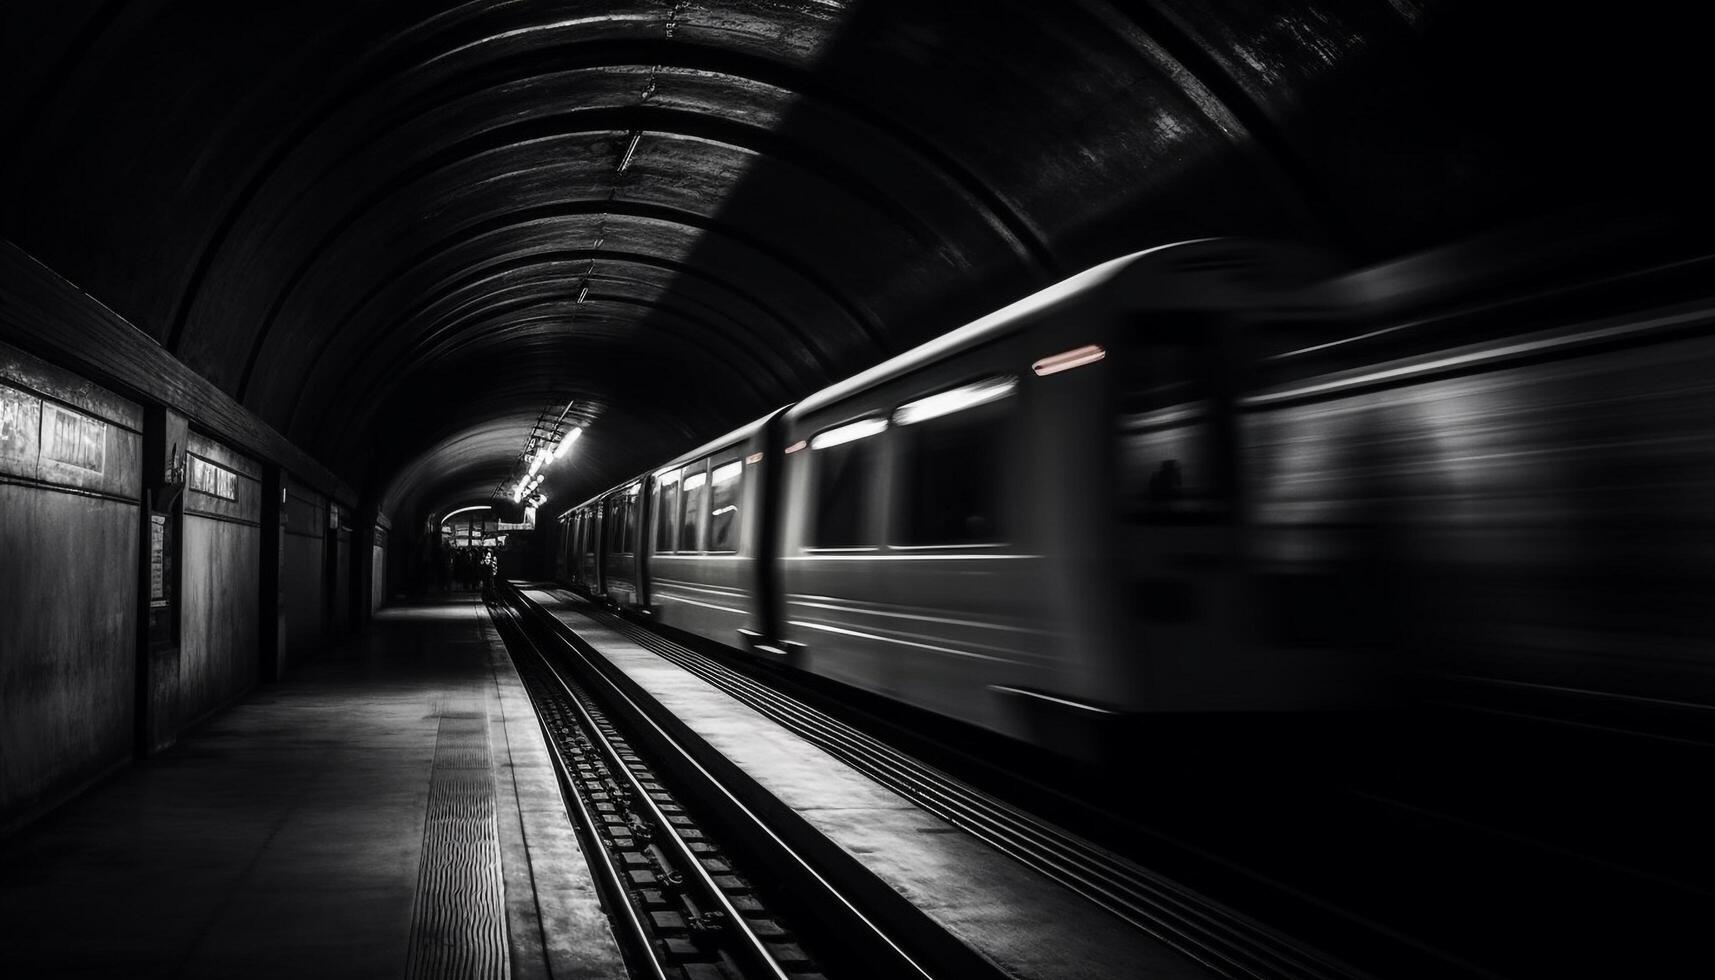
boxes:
[0,244,375,834]
[0,345,142,828]
[178,432,262,730]
[282,476,326,671]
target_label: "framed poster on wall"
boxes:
[149,513,169,607]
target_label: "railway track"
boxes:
[502,583,1367,980]
[488,588,974,980]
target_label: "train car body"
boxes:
[1235,233,1715,713]
[771,240,1342,746]
[555,240,1347,751]
[642,412,781,651]
[549,230,1715,752]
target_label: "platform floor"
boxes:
[0,594,622,980]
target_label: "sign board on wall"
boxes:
[40,402,106,474]
[0,383,41,467]
[187,454,237,500]
[149,514,168,606]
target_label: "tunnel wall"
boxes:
[0,344,142,829]
[177,432,262,731]
[281,475,326,672]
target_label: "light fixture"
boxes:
[553,426,582,462]
[1032,344,1106,377]
[809,417,887,450]
[893,376,1016,426]
[527,451,545,477]
[617,130,642,174]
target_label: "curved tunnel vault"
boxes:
[2,0,1710,533]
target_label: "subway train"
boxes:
[555,232,1715,751]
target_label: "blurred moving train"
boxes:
[557,232,1715,751]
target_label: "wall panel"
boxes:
[0,343,140,829]
[178,431,261,729]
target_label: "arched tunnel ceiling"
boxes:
[2,1,1709,526]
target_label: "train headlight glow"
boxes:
[809,417,887,450]
[892,375,1016,426]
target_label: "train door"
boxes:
[559,514,572,583]
[579,507,601,592]
[877,372,1044,732]
[603,483,641,607]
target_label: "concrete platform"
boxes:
[520,586,1215,980]
[0,594,624,980]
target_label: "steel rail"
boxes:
[516,585,1368,980]
[499,585,940,980]
[488,595,672,980]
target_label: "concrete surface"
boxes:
[0,594,624,980]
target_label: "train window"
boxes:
[655,469,680,553]
[894,377,1014,546]
[809,417,886,548]
[1117,322,1232,523]
[707,459,743,553]
[605,497,624,552]
[623,485,639,549]
[607,490,639,554]
[680,462,708,552]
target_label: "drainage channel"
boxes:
[488,590,951,980]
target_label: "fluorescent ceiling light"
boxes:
[711,460,742,484]
[553,426,582,461]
